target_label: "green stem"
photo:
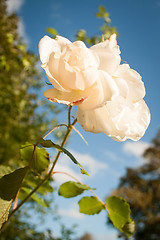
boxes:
[1,118,77,231]
[43,123,68,140]
[68,106,72,126]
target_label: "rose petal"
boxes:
[43,63,68,92]
[114,64,145,101]
[57,41,99,91]
[90,36,121,75]
[77,96,150,141]
[58,59,99,91]
[39,35,60,63]
[79,70,119,111]
[44,88,88,106]
[44,69,119,109]
[55,35,71,51]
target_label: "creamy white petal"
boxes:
[77,96,150,141]
[39,35,60,63]
[55,35,71,52]
[58,59,99,91]
[104,96,150,141]
[79,70,119,111]
[44,88,88,106]
[47,52,61,85]
[44,70,119,110]
[114,64,145,101]
[90,37,121,75]
[42,63,68,92]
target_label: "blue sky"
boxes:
[7,0,160,239]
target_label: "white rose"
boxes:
[39,34,150,141]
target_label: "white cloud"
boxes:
[58,204,84,220]
[104,150,125,164]
[94,232,118,240]
[6,0,24,14]
[157,1,160,7]
[6,0,29,45]
[123,141,150,157]
[51,2,62,20]
[18,18,29,45]
[53,150,108,184]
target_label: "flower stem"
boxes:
[43,123,68,140]
[1,118,77,232]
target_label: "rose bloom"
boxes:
[39,34,150,141]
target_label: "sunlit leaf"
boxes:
[58,181,90,198]
[39,139,89,176]
[19,187,48,208]
[106,196,134,237]
[0,166,12,178]
[79,196,105,215]
[23,175,54,195]
[20,142,50,173]
[95,13,103,18]
[99,5,105,13]
[46,27,58,36]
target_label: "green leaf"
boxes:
[79,196,105,215]
[74,182,91,191]
[58,181,90,198]
[95,13,103,18]
[23,175,54,195]
[106,196,134,237]
[46,27,58,36]
[19,187,48,208]
[20,142,50,173]
[0,166,12,179]
[39,139,89,176]
[0,167,27,229]
[99,5,105,13]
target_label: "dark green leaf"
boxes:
[20,142,50,173]
[0,167,27,229]
[0,167,27,200]
[58,181,90,198]
[106,196,134,237]
[79,196,105,215]
[39,139,89,176]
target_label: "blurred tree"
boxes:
[0,0,62,238]
[79,233,93,240]
[107,129,160,240]
[0,0,61,166]
[76,5,118,46]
